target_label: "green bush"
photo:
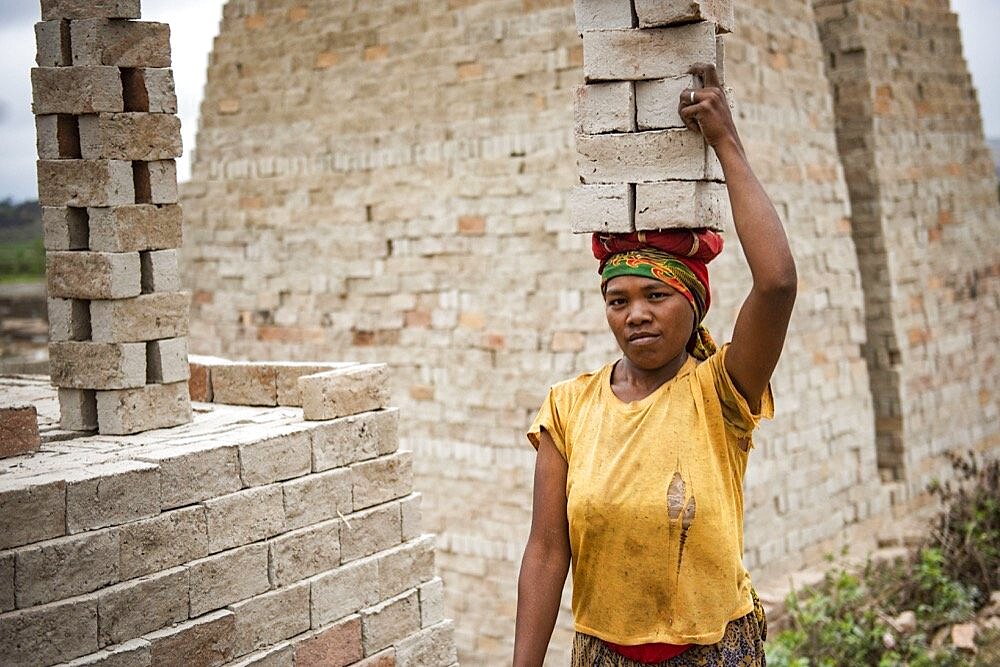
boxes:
[0,237,45,283]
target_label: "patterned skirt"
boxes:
[570,591,767,667]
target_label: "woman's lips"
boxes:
[628,333,660,345]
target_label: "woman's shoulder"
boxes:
[547,363,612,403]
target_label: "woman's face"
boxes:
[604,275,695,370]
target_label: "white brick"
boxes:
[574,82,636,134]
[635,181,730,230]
[146,337,190,384]
[582,23,717,81]
[573,0,633,34]
[569,184,634,233]
[635,75,698,130]
[576,129,709,183]
[634,0,734,32]
[299,363,390,421]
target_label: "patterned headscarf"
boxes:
[594,230,724,361]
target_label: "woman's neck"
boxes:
[612,351,689,401]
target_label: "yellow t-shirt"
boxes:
[526,344,773,645]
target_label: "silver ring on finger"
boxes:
[689,90,697,104]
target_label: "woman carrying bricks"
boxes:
[513,63,796,666]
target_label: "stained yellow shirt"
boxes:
[527,344,773,645]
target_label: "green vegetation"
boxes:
[0,198,44,283]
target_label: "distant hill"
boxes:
[0,199,41,244]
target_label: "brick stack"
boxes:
[32,0,191,435]
[569,0,733,234]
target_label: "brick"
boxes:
[59,388,98,431]
[37,159,134,207]
[356,648,396,667]
[46,250,140,299]
[145,609,235,667]
[310,557,379,628]
[568,184,634,233]
[145,159,179,204]
[240,427,312,487]
[88,204,183,252]
[41,0,140,20]
[361,589,420,655]
[574,82,635,134]
[634,0,734,32]
[573,0,634,33]
[282,468,353,532]
[79,113,182,161]
[71,19,171,68]
[0,406,41,458]
[35,19,72,67]
[48,297,90,341]
[49,341,146,390]
[0,596,98,665]
[576,129,709,183]
[65,460,161,532]
[339,502,402,563]
[400,493,422,541]
[65,639,151,666]
[276,363,355,407]
[0,553,13,612]
[42,206,90,250]
[299,363,390,420]
[211,363,279,406]
[419,577,445,627]
[229,583,311,656]
[635,75,698,129]
[97,567,188,646]
[136,443,239,509]
[117,505,208,579]
[147,337,190,384]
[635,181,730,230]
[90,291,190,342]
[378,536,435,600]
[225,642,294,667]
[204,485,285,554]
[294,615,363,667]
[268,519,341,587]
[351,451,413,510]
[95,381,192,435]
[36,113,82,159]
[0,475,66,549]
[140,249,181,292]
[31,66,124,114]
[189,543,270,616]
[394,621,457,667]
[582,23,717,81]
[311,409,399,472]
[136,68,178,113]
[14,528,119,607]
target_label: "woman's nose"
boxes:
[625,303,651,325]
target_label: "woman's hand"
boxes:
[678,63,741,151]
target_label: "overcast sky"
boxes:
[1,0,997,202]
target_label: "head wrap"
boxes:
[593,229,724,361]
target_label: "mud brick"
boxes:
[37,159,134,207]
[0,474,66,551]
[36,114,81,159]
[634,0,734,32]
[378,536,435,600]
[635,181,730,230]
[145,609,235,667]
[0,405,41,458]
[339,502,402,563]
[31,66,123,114]
[14,528,119,607]
[189,543,270,616]
[310,557,379,628]
[282,468,352,532]
[42,206,90,250]
[135,442,239,509]
[0,596,98,665]
[90,291,189,343]
[576,129,709,183]
[49,341,146,390]
[294,615,362,667]
[140,249,181,292]
[361,589,420,655]
[95,374,194,434]
[48,297,91,341]
[117,506,208,579]
[65,638,151,666]
[211,363,279,406]
[394,621,457,667]
[419,577,445,627]
[147,337,190,384]
[582,23,717,81]
[311,409,400,472]
[351,451,413,511]
[299,364,390,421]
[59,388,98,431]
[204,485,285,554]
[1,553,13,612]
[574,82,635,134]
[71,20,171,68]
[355,648,395,667]
[79,113,182,161]
[635,75,698,129]
[240,427,312,487]
[97,567,188,646]
[573,0,633,34]
[276,363,355,407]
[88,204,183,252]
[268,519,341,587]
[400,493,422,541]
[65,460,160,533]
[47,250,140,299]
[229,583,310,657]
[41,0,140,20]
[568,184,634,233]
[35,20,72,67]
[146,159,179,204]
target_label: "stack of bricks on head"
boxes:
[569,0,734,235]
[32,0,192,435]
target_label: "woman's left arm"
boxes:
[679,63,797,410]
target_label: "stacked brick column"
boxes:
[32,0,192,435]
[569,0,733,234]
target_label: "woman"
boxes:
[513,63,796,666]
